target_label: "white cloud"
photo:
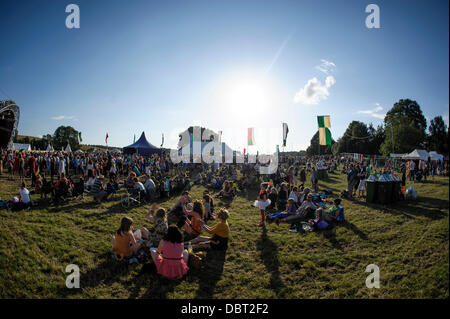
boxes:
[315,59,336,75]
[51,115,76,120]
[293,76,335,105]
[357,104,385,120]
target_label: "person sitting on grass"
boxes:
[309,208,329,231]
[145,208,168,248]
[203,193,216,221]
[188,208,230,251]
[90,175,109,203]
[267,187,278,210]
[150,225,189,280]
[267,198,297,224]
[279,193,317,225]
[289,186,299,206]
[183,201,204,241]
[18,182,32,209]
[112,216,144,262]
[131,177,146,200]
[323,198,344,223]
[216,181,234,199]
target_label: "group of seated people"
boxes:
[124,170,192,202]
[112,192,230,280]
[266,186,344,231]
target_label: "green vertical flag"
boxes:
[78,132,82,144]
[317,115,332,146]
[133,134,136,143]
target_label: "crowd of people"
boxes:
[1,147,448,280]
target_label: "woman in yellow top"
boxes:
[112,216,144,261]
[188,209,230,250]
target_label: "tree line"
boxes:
[307,99,449,156]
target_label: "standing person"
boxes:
[409,160,415,181]
[346,164,356,199]
[18,153,25,181]
[358,172,367,198]
[253,182,271,227]
[310,167,318,193]
[299,167,306,185]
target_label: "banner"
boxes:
[317,115,332,146]
[282,123,289,147]
[105,133,109,145]
[248,128,255,146]
[77,132,82,144]
[161,133,164,148]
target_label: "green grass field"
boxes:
[0,170,448,299]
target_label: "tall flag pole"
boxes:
[317,115,332,147]
[282,123,289,148]
[248,128,255,146]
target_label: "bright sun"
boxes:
[224,76,270,121]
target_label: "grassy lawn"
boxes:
[0,170,448,299]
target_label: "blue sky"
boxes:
[0,0,448,152]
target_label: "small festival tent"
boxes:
[65,143,72,153]
[402,149,429,161]
[428,151,444,162]
[46,144,54,151]
[123,132,162,157]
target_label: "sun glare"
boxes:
[223,76,271,123]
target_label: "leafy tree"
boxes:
[52,126,81,151]
[380,99,427,155]
[427,116,449,154]
[384,99,427,132]
[368,123,385,154]
[332,121,373,154]
[380,118,425,155]
[306,130,335,155]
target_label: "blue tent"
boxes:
[123,132,162,157]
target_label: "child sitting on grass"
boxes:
[112,216,146,262]
[323,198,344,223]
[203,193,216,221]
[267,198,297,224]
[145,208,168,248]
[188,208,230,251]
[309,208,329,231]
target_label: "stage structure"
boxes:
[0,100,20,149]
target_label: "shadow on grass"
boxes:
[340,220,368,240]
[357,197,448,221]
[192,250,226,299]
[256,226,286,297]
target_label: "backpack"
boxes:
[188,253,202,270]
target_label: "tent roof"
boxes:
[123,132,161,155]
[402,149,429,160]
[428,151,444,161]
